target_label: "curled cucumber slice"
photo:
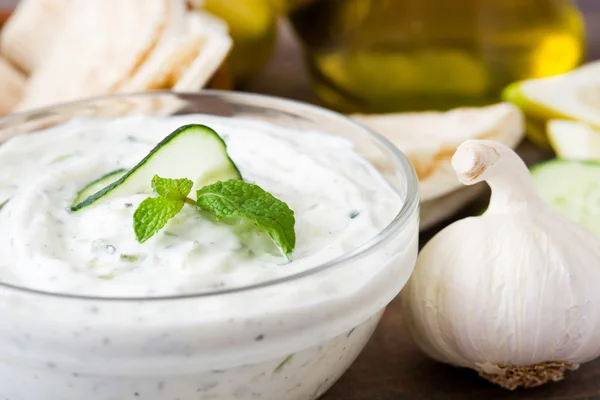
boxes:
[71,124,241,211]
[71,169,127,209]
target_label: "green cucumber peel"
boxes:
[71,124,241,212]
[69,124,294,258]
[71,168,127,209]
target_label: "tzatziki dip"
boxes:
[0,115,399,297]
[0,111,418,400]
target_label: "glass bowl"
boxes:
[0,91,419,400]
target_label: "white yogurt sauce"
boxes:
[0,115,401,297]
[0,113,419,400]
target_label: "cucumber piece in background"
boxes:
[531,159,600,239]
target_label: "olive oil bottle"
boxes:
[289,0,585,113]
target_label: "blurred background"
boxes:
[248,0,598,109]
[1,0,595,111]
[1,0,599,236]
[2,1,600,398]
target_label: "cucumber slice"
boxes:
[71,124,241,212]
[531,159,600,239]
[71,169,127,208]
[0,199,8,211]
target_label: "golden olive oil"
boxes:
[289,0,585,113]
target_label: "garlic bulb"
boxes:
[401,139,600,390]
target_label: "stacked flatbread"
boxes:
[0,56,25,115]
[352,103,525,229]
[0,0,232,114]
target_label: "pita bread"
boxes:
[352,102,525,202]
[15,0,186,112]
[122,10,231,93]
[0,0,72,74]
[0,57,26,116]
[119,35,205,92]
[173,11,233,91]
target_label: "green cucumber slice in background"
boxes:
[531,159,600,239]
[71,124,242,212]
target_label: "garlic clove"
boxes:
[401,139,600,390]
[452,139,539,208]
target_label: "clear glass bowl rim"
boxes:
[0,90,419,302]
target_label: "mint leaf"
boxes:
[152,175,193,200]
[196,179,296,256]
[133,197,183,243]
[133,176,193,243]
[133,175,297,259]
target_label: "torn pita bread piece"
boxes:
[0,0,72,74]
[173,11,232,91]
[15,0,186,112]
[0,57,26,116]
[352,102,525,202]
[122,10,232,93]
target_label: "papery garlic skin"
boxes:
[401,139,600,389]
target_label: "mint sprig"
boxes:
[197,180,296,257]
[133,176,193,243]
[132,176,296,258]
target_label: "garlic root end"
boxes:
[478,361,579,390]
[451,140,501,185]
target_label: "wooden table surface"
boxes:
[244,5,600,399]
